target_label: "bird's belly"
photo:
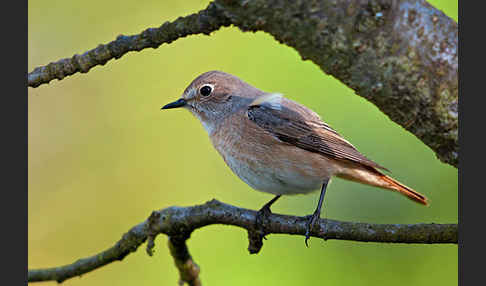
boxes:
[227,155,324,194]
[216,143,332,195]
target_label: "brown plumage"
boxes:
[162,70,428,244]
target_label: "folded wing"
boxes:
[246,94,388,171]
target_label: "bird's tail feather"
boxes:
[336,165,429,206]
[378,173,429,205]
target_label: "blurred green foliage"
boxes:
[28,1,458,285]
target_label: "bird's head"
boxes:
[161,71,263,134]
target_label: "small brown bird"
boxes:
[162,71,428,245]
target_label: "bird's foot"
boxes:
[304,210,321,247]
[255,205,272,240]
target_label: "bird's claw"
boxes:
[304,212,320,247]
[255,205,272,240]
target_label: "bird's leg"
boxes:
[255,195,281,240]
[305,180,329,247]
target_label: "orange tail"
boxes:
[379,174,429,206]
[336,164,429,206]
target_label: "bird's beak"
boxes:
[161,98,187,110]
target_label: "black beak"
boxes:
[161,98,187,110]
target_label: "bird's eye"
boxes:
[200,85,212,97]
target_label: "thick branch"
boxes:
[28,0,458,168]
[28,199,457,283]
[219,0,458,167]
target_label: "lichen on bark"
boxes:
[215,0,458,167]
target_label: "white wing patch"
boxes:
[249,93,283,110]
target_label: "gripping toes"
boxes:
[304,211,320,247]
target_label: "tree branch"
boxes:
[27,2,231,88]
[28,0,458,168]
[28,199,457,284]
[167,236,202,286]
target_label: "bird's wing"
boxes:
[246,93,388,171]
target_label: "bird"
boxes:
[161,70,428,246]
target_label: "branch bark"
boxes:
[28,0,458,168]
[28,199,457,284]
[27,2,230,88]
[167,236,202,286]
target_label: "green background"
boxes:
[28,1,458,285]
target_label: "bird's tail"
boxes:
[336,165,429,206]
[378,173,428,205]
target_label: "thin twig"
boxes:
[27,2,230,88]
[28,199,457,284]
[168,236,201,286]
